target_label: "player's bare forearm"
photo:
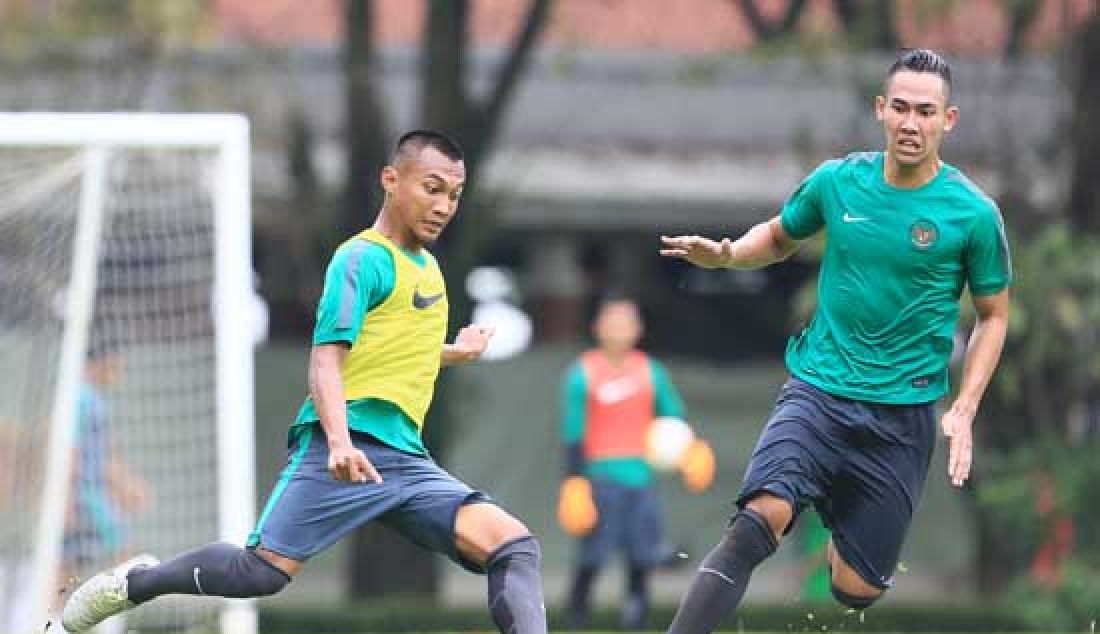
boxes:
[953,290,1010,413]
[727,217,801,269]
[441,344,473,367]
[309,343,354,448]
[660,217,800,270]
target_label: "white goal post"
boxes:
[0,113,256,634]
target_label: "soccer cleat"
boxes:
[61,554,159,632]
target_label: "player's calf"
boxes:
[125,542,291,603]
[666,508,779,634]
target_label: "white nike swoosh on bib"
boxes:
[597,377,641,404]
[842,213,869,223]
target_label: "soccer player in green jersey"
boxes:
[63,130,547,634]
[659,49,1011,632]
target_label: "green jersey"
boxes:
[780,152,1012,404]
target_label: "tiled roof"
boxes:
[211,0,1095,55]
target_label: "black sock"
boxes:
[486,536,547,634]
[666,509,778,634]
[567,565,599,630]
[127,542,291,604]
[621,565,650,630]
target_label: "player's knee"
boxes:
[235,550,291,597]
[743,493,793,537]
[830,583,882,610]
[827,552,882,607]
[487,534,541,570]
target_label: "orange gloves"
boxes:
[680,438,716,493]
[557,475,598,536]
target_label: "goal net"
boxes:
[0,114,256,634]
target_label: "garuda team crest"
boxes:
[910,219,938,249]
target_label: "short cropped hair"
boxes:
[593,291,641,320]
[886,48,952,97]
[391,129,464,164]
[86,336,121,361]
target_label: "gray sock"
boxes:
[486,535,547,634]
[666,509,778,634]
[622,565,651,630]
[127,542,291,604]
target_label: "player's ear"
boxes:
[943,105,959,132]
[874,95,886,122]
[380,165,398,195]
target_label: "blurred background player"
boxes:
[557,296,714,630]
[4,341,150,634]
[64,340,150,581]
[59,339,151,634]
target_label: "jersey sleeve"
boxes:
[561,362,588,444]
[312,241,395,346]
[965,203,1013,296]
[650,359,686,419]
[779,160,836,240]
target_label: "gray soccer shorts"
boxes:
[247,424,493,573]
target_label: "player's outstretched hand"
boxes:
[659,235,732,269]
[449,325,496,362]
[328,444,382,483]
[941,401,975,487]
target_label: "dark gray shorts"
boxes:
[737,377,936,590]
[577,480,662,569]
[247,424,492,573]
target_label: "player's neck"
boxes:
[883,153,942,189]
[372,211,423,253]
[599,348,631,366]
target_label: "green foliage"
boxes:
[968,222,1100,607]
[0,0,207,54]
[975,442,1100,558]
[1004,563,1100,632]
[977,223,1100,447]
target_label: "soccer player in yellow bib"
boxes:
[63,130,547,634]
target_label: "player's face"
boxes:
[875,71,958,168]
[383,146,465,245]
[594,302,643,354]
[87,354,124,386]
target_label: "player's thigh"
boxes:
[247,426,404,562]
[575,480,629,569]
[827,403,936,591]
[736,378,846,532]
[381,456,510,572]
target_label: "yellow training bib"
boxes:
[341,229,448,428]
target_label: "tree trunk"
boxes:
[1068,12,1100,234]
[344,0,438,600]
[342,0,390,239]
